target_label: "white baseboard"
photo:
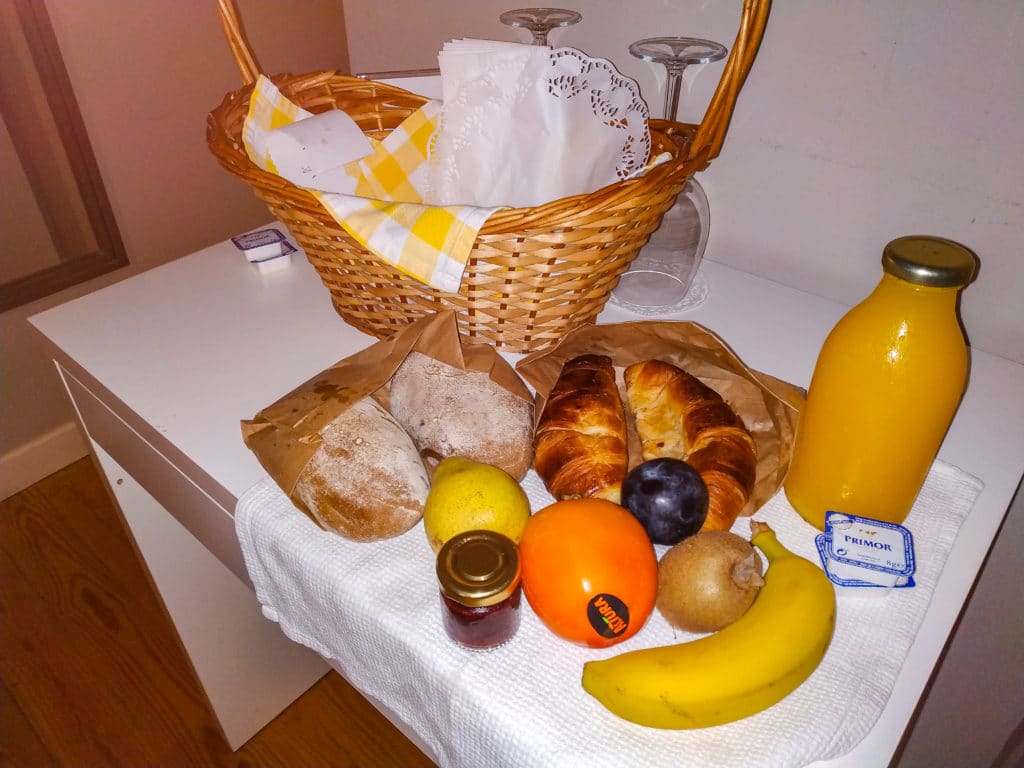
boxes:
[0,421,89,501]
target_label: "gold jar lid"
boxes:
[437,530,521,607]
[882,236,977,288]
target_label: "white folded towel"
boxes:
[235,461,982,768]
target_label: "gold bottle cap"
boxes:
[882,236,977,288]
[437,530,521,608]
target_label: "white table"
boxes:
[30,232,1024,763]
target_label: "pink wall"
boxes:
[46,0,350,271]
[2,0,349,463]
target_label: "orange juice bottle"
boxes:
[784,236,977,529]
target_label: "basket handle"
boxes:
[216,0,768,163]
[689,0,771,169]
[218,0,262,85]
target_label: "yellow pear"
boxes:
[423,457,531,553]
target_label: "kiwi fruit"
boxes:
[656,530,765,633]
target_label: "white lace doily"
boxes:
[545,47,650,182]
[429,43,650,207]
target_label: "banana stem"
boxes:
[749,520,790,562]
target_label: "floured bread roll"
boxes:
[294,397,429,541]
[389,351,534,479]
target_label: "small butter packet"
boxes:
[815,512,916,591]
[815,535,915,593]
[825,512,915,577]
[232,228,286,262]
[250,241,297,274]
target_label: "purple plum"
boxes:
[621,458,709,545]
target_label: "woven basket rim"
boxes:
[205,70,697,231]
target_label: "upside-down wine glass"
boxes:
[610,36,728,314]
[499,7,582,46]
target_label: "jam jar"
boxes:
[436,530,522,650]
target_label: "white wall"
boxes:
[344,0,1023,365]
[701,0,1023,365]
[342,1,1024,766]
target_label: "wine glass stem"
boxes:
[531,28,549,45]
[663,63,687,120]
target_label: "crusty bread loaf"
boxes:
[624,359,757,531]
[534,354,628,503]
[388,351,534,480]
[294,397,429,541]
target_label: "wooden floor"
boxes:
[0,458,434,768]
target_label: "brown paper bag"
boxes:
[241,311,533,525]
[515,320,805,517]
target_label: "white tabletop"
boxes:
[30,232,1024,766]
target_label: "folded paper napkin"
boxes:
[234,459,982,768]
[243,75,498,293]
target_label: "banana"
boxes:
[581,520,836,729]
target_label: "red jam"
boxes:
[440,588,522,650]
[436,530,522,651]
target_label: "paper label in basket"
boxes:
[263,109,372,194]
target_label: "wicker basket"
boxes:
[208,0,770,352]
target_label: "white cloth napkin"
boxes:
[431,40,651,207]
[234,460,982,768]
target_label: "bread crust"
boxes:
[533,354,628,503]
[388,351,534,479]
[294,397,429,541]
[624,359,756,531]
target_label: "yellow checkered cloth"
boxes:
[243,76,498,293]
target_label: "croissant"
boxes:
[534,354,628,503]
[624,359,757,531]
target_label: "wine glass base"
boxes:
[609,271,709,315]
[499,8,582,46]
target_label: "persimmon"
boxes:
[519,498,658,648]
